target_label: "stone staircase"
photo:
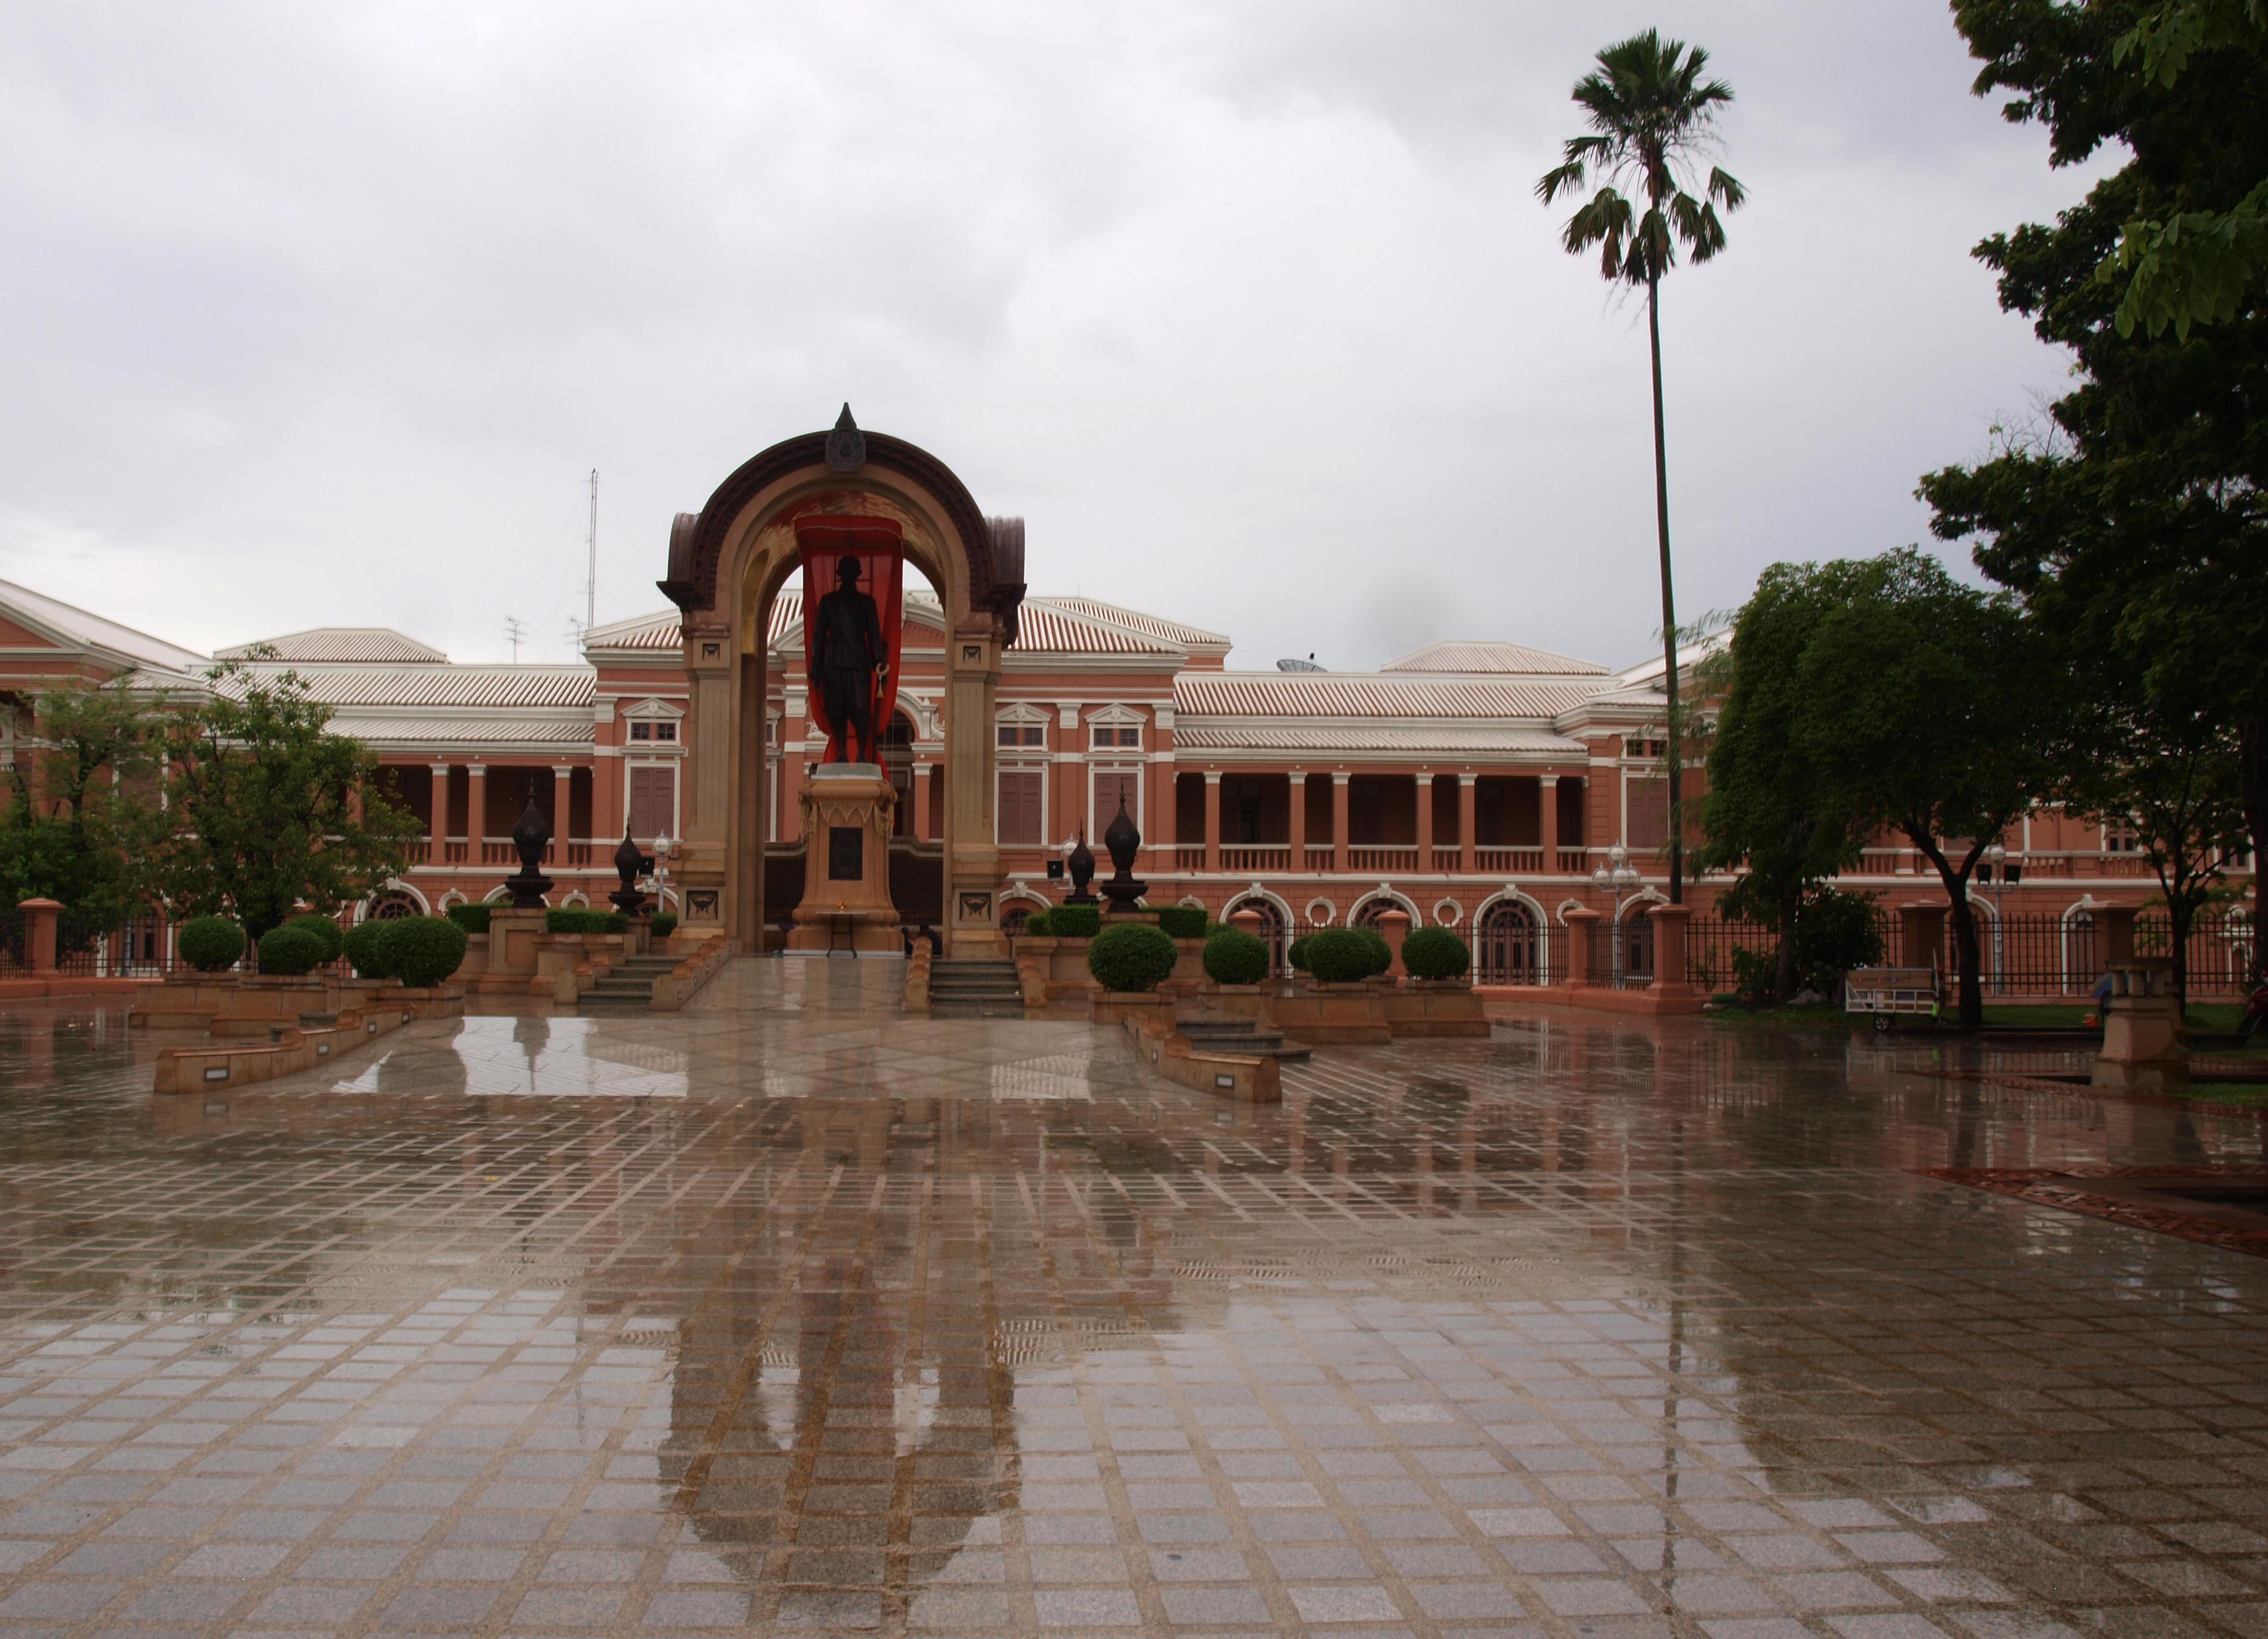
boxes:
[1176,1016,1311,1062]
[578,954,680,1015]
[928,959,1025,1018]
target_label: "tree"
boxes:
[2107,0,2268,339]
[1698,566,1865,999]
[0,681,162,924]
[1785,550,2070,1030]
[150,660,422,940]
[1539,28,1746,906]
[1924,0,2268,981]
[2076,701,2247,1008]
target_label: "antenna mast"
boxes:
[505,616,526,663]
[586,469,598,639]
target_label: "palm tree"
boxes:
[1539,29,1745,906]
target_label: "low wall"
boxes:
[0,977,147,1002]
[651,940,735,1011]
[1479,983,1707,1018]
[1117,1012,1281,1105]
[1270,983,1391,1045]
[153,1006,410,1095]
[1383,981,1491,1038]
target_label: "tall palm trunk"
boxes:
[1647,271,1684,904]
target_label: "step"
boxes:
[1175,1017,1312,1062]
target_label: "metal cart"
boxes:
[1844,965,1941,1032]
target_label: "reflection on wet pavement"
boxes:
[1,959,2265,1638]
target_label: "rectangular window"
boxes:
[627,765,675,841]
[998,770,1043,845]
[1094,770,1139,830]
[1625,778,1668,850]
[997,724,1017,747]
[1092,725,1140,749]
[654,721,677,742]
[1025,725,1044,746]
[2104,819,2140,853]
[630,722,653,741]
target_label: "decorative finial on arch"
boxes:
[825,403,866,472]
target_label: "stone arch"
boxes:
[660,415,1025,955]
[1224,887,1294,977]
[1350,884,1421,926]
[1474,886,1553,981]
[1474,891,1550,985]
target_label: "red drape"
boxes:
[798,517,905,762]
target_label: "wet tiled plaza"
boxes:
[2,961,2266,1639]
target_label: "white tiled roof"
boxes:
[1174,674,1600,720]
[333,716,596,747]
[0,578,210,676]
[1044,597,1229,651]
[582,611,682,652]
[1173,724,1584,753]
[218,627,448,664]
[1382,640,1606,676]
[227,662,595,709]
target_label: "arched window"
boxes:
[365,890,422,921]
[1477,900,1541,985]
[999,904,1033,936]
[1226,897,1287,975]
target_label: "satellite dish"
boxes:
[1275,656,1324,672]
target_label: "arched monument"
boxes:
[659,408,1026,956]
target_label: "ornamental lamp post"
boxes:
[1592,843,1641,983]
[1984,841,2007,995]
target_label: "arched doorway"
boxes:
[1618,907,1655,985]
[1226,896,1287,975]
[1477,900,1541,985]
[659,414,1025,955]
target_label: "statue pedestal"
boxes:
[788,764,902,955]
[2092,959,2189,1093]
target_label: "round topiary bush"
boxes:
[1154,904,1208,941]
[342,920,393,979]
[381,916,469,988]
[176,916,246,973]
[255,926,327,977]
[1355,926,1393,977]
[1203,927,1270,986]
[1303,926,1373,984]
[1287,934,1314,973]
[1087,922,1178,993]
[1401,926,1472,981]
[648,910,678,938]
[285,912,345,964]
[1048,904,1102,940]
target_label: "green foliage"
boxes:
[1402,926,1472,981]
[0,681,162,922]
[381,916,469,988]
[1355,926,1393,977]
[1934,0,2268,986]
[545,908,627,936]
[342,919,392,979]
[1155,904,1208,940]
[284,912,344,963]
[1304,928,1375,984]
[1086,922,1177,993]
[1020,909,1052,936]
[648,910,677,938]
[445,904,492,935]
[1048,904,1102,939]
[1287,934,1314,973]
[1537,30,1745,288]
[1202,927,1270,986]
[255,925,326,977]
[1791,888,1884,993]
[149,660,422,940]
[176,916,245,973]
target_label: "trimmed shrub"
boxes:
[1287,934,1314,973]
[176,916,246,973]
[1303,926,1373,984]
[1087,922,1177,993]
[1355,926,1393,977]
[545,907,627,936]
[648,910,678,938]
[1202,927,1269,987]
[445,904,491,935]
[1021,909,1052,936]
[382,916,469,988]
[285,913,346,963]
[342,920,393,979]
[1048,904,1102,940]
[255,926,326,977]
[1402,926,1472,981]
[1154,904,1208,941]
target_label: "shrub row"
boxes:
[544,907,627,936]
[177,912,468,988]
[344,916,469,987]
[649,910,678,938]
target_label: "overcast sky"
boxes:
[0,1,2108,672]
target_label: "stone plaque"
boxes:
[828,825,863,881]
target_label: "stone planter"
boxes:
[133,971,241,1029]
[1091,990,1174,1028]
[1383,978,1490,1039]
[396,984,466,1020]
[1271,981,1391,1044]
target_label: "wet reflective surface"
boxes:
[2,960,2266,1638]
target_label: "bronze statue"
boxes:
[809,555,887,763]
